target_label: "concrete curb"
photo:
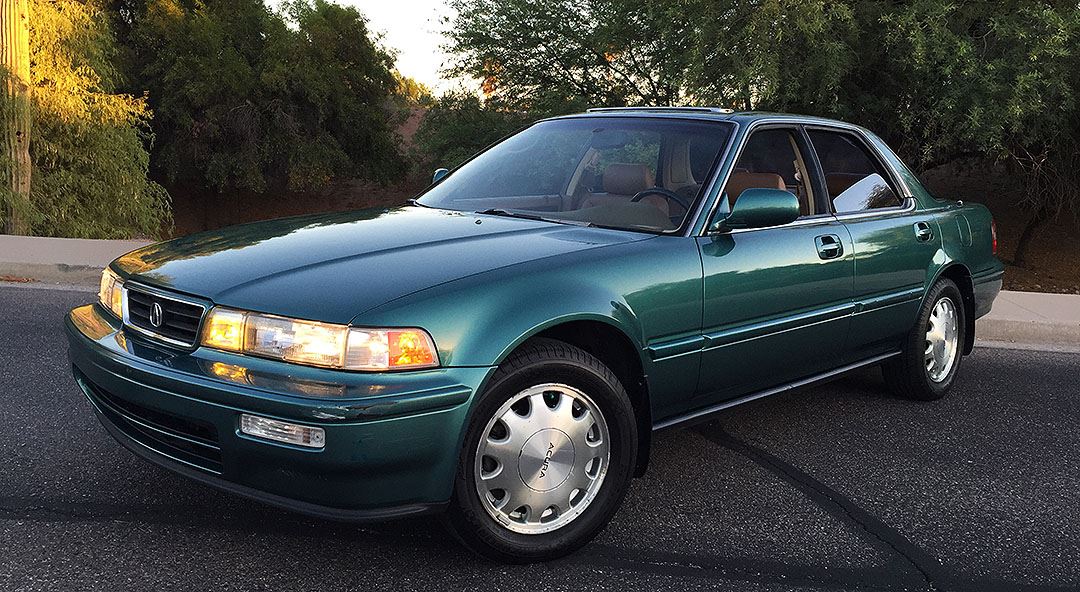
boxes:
[974,291,1080,350]
[0,235,149,286]
[976,319,1080,347]
[0,262,103,285]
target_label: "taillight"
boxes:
[991,219,998,255]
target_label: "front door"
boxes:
[695,127,855,404]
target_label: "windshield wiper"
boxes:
[475,208,542,220]
[475,208,593,227]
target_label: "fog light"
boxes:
[240,414,325,449]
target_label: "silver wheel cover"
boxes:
[925,296,960,383]
[474,383,611,534]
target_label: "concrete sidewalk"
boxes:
[0,235,149,285]
[976,290,1080,351]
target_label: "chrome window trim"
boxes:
[695,118,917,237]
[724,213,843,235]
[121,282,208,348]
[832,196,918,221]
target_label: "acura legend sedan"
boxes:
[67,108,1003,561]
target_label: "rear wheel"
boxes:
[882,279,965,400]
[443,338,637,562]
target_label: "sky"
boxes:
[338,1,460,93]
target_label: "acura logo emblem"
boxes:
[149,302,164,328]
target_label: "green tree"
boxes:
[1,0,169,238]
[685,0,856,111]
[0,0,32,235]
[445,0,700,109]
[124,0,406,194]
[413,92,534,171]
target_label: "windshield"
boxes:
[417,117,734,232]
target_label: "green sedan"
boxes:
[66,107,1003,561]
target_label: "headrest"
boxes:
[724,171,785,202]
[603,163,654,196]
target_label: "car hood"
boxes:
[114,206,648,324]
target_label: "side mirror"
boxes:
[711,188,800,232]
[432,168,449,184]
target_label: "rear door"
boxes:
[694,125,855,404]
[805,127,941,361]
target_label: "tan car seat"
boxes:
[579,163,670,215]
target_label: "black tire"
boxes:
[882,278,966,400]
[442,338,637,563]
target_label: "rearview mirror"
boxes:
[432,168,449,184]
[711,188,800,232]
[590,129,631,149]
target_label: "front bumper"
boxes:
[66,303,494,521]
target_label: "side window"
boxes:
[808,130,902,213]
[722,129,815,216]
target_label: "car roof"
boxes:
[547,107,864,131]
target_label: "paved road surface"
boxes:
[1,285,1077,591]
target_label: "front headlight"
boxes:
[98,268,124,318]
[199,307,439,371]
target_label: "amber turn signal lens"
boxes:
[344,328,439,371]
[388,329,438,368]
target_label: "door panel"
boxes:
[841,210,941,360]
[695,219,854,404]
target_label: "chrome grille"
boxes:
[124,285,206,347]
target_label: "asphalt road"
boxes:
[1,284,1077,592]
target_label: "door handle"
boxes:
[914,221,934,242]
[815,234,844,260]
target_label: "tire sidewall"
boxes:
[446,345,637,562]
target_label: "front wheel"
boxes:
[443,338,637,562]
[882,278,965,400]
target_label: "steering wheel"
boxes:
[630,187,692,211]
